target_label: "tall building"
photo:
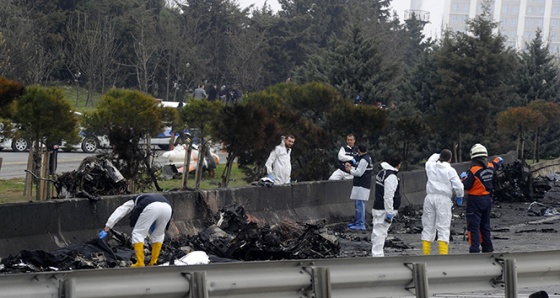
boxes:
[399,0,560,53]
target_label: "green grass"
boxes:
[0,179,31,204]
[0,163,251,204]
[157,163,250,190]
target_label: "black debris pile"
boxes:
[493,160,551,202]
[55,155,129,200]
[187,206,340,261]
[0,236,133,274]
[393,205,423,234]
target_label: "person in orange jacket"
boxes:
[460,144,503,253]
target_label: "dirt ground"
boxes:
[333,182,560,257]
[330,182,560,297]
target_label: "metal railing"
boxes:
[1,250,559,298]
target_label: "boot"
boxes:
[131,242,145,267]
[422,240,431,255]
[148,242,162,266]
[438,240,449,255]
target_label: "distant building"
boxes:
[397,0,560,54]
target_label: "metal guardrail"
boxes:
[1,250,559,298]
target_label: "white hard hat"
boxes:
[470,143,488,159]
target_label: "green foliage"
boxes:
[517,28,560,103]
[0,77,25,141]
[0,77,24,119]
[293,23,400,105]
[84,88,164,185]
[429,8,518,155]
[216,82,368,182]
[14,86,80,147]
[180,100,221,134]
[497,106,544,135]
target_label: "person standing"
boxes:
[345,144,373,230]
[460,144,502,253]
[265,134,295,185]
[193,85,207,100]
[100,193,173,267]
[207,84,218,101]
[329,133,358,180]
[421,149,464,255]
[46,141,60,175]
[371,155,401,257]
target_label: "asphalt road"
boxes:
[0,149,229,180]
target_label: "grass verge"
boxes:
[0,163,250,204]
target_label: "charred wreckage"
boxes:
[1,159,558,274]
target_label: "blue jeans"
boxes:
[354,200,366,226]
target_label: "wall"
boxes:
[0,151,518,256]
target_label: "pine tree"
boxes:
[517,28,560,103]
[429,6,518,160]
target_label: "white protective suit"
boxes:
[371,162,400,257]
[265,136,292,185]
[328,146,355,180]
[421,153,464,243]
[105,198,172,244]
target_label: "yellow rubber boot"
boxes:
[131,242,145,267]
[438,240,449,255]
[422,240,431,255]
[148,242,163,266]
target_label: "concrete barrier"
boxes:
[0,151,520,257]
[530,157,560,178]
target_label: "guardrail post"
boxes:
[182,271,208,298]
[504,259,518,298]
[412,263,429,298]
[63,277,76,298]
[312,267,332,298]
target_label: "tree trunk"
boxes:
[221,150,236,188]
[181,140,193,189]
[520,132,525,160]
[516,132,521,159]
[534,127,540,163]
[194,140,206,190]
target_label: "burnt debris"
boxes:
[493,160,551,202]
[188,206,340,261]
[55,155,129,200]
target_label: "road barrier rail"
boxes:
[1,250,559,298]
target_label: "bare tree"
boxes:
[159,13,190,101]
[128,7,162,94]
[0,4,35,82]
[226,26,269,92]
[66,13,120,106]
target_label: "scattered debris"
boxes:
[55,155,129,200]
[494,160,551,202]
[516,228,557,234]
[188,206,340,260]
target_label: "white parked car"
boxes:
[0,137,30,152]
[0,132,110,153]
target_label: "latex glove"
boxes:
[460,172,467,179]
[268,174,274,180]
[351,158,357,166]
[454,197,463,206]
[99,230,107,239]
[149,223,156,234]
[384,213,393,224]
[494,156,504,166]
